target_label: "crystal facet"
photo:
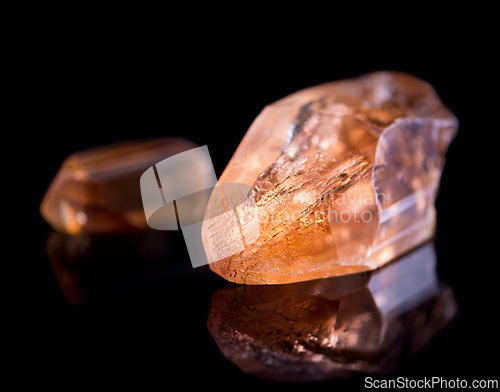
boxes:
[207,243,457,381]
[202,72,457,284]
[41,138,198,234]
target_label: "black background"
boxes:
[6,2,497,390]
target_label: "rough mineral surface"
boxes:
[207,243,457,381]
[202,72,457,284]
[41,138,197,234]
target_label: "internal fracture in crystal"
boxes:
[202,71,458,284]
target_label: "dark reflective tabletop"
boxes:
[26,229,457,386]
[10,8,498,387]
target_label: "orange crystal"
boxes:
[41,138,198,234]
[202,72,458,284]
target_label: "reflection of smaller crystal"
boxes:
[41,138,201,234]
[207,243,457,381]
[46,230,189,304]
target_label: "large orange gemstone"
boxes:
[202,72,458,284]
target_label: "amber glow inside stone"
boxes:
[41,138,198,234]
[202,72,457,284]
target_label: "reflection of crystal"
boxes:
[207,243,456,381]
[202,72,458,284]
[46,230,193,304]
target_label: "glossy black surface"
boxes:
[8,3,497,389]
